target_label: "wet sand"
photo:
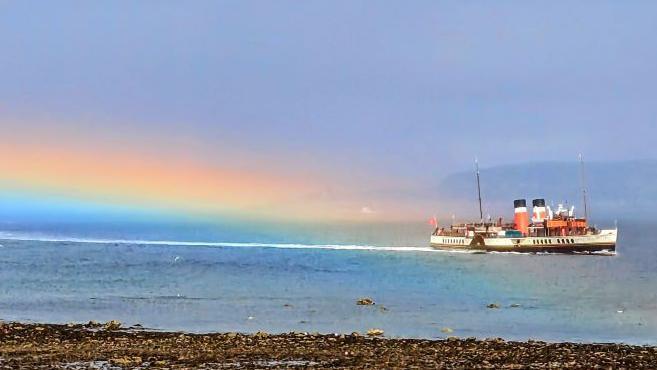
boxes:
[1,321,656,369]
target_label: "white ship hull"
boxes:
[430,229,617,254]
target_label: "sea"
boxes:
[0,220,655,344]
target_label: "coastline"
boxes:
[1,321,655,368]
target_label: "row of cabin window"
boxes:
[532,238,576,245]
[445,238,464,245]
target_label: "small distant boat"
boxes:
[430,157,617,254]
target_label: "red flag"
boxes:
[429,216,438,227]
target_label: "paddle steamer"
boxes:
[430,158,617,254]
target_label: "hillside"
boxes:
[437,160,657,220]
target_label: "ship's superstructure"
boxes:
[430,159,617,254]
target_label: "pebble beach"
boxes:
[1,321,656,369]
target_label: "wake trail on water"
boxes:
[0,232,473,254]
[0,233,614,255]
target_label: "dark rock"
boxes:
[85,320,102,328]
[357,297,375,305]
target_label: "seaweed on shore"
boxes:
[0,321,656,369]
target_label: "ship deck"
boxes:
[429,230,617,254]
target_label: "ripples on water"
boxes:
[0,222,655,344]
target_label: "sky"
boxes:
[1,1,656,223]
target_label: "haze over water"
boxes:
[1,220,654,344]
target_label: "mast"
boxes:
[579,154,589,220]
[475,158,483,221]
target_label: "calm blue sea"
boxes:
[0,220,655,344]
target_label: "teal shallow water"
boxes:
[0,221,655,344]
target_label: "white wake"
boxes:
[0,232,460,253]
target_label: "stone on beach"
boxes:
[104,320,122,331]
[110,356,142,366]
[367,328,384,337]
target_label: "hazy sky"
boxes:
[1,1,656,222]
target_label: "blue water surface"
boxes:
[0,220,655,344]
